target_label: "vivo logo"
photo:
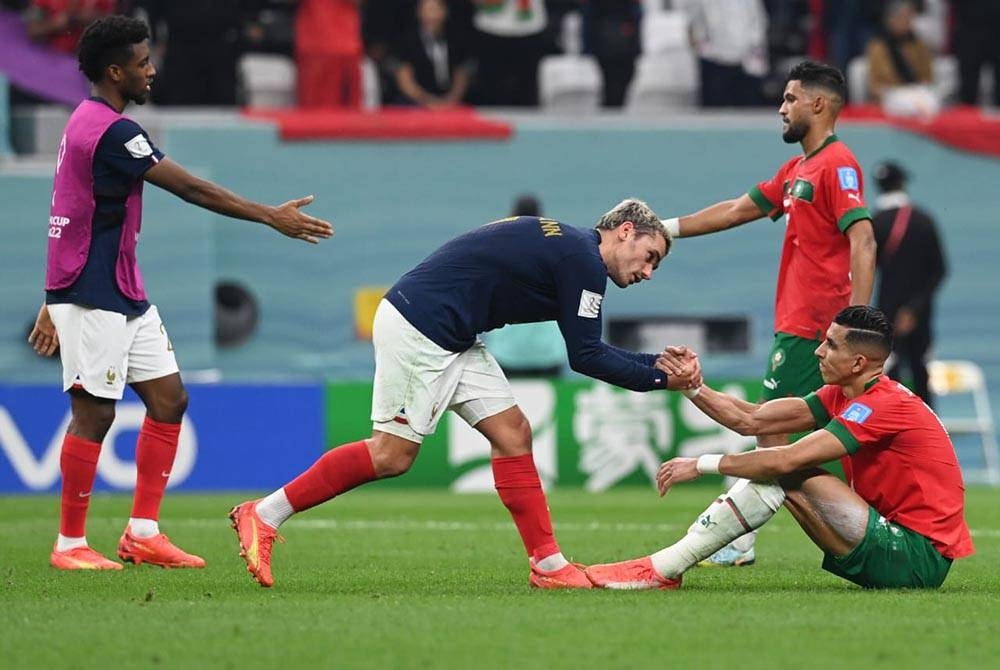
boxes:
[0,403,197,490]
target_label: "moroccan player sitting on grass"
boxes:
[585,306,974,590]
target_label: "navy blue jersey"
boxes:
[46,98,162,316]
[387,216,667,392]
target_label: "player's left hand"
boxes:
[658,346,702,390]
[269,195,335,244]
[28,303,59,357]
[656,457,700,496]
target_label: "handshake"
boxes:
[656,345,703,393]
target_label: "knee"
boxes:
[491,415,533,458]
[149,388,188,423]
[367,436,419,478]
[71,403,116,440]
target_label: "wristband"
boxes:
[696,454,723,475]
[682,385,702,399]
[662,217,680,238]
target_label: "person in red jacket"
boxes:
[295,0,363,108]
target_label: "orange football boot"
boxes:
[529,560,593,589]
[117,527,206,568]
[50,545,123,570]
[229,500,281,588]
[584,556,682,590]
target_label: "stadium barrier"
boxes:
[1,379,757,493]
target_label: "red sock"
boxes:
[59,434,102,537]
[131,416,181,521]
[283,440,376,512]
[492,454,560,561]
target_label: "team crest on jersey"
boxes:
[124,133,153,158]
[577,290,603,318]
[770,349,785,371]
[790,178,814,202]
[837,167,859,190]
[842,402,873,424]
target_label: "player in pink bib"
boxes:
[30,15,333,571]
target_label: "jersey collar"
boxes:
[804,134,839,160]
[863,374,884,391]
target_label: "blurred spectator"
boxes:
[143,0,243,106]
[361,0,413,105]
[295,0,363,108]
[871,160,947,408]
[865,1,932,103]
[582,0,641,108]
[678,0,769,107]
[822,0,884,76]
[392,0,474,107]
[952,0,1000,106]
[472,0,547,106]
[486,193,566,378]
[242,0,297,56]
[24,0,116,54]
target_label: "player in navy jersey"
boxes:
[29,15,333,571]
[230,199,703,589]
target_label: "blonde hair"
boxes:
[595,198,671,254]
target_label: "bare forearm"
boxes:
[689,385,759,435]
[849,233,876,305]
[676,195,762,238]
[719,447,795,479]
[177,177,274,225]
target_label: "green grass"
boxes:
[2,487,998,670]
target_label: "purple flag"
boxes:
[0,9,89,106]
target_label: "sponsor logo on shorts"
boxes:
[842,402,873,424]
[763,377,779,390]
[393,407,409,425]
[577,290,603,319]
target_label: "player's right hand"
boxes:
[28,303,59,357]
[269,195,334,244]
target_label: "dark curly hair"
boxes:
[834,305,893,357]
[787,60,847,105]
[77,15,149,84]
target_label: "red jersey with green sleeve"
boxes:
[748,136,871,340]
[804,376,974,559]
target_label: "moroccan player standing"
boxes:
[658,60,877,566]
[29,15,333,570]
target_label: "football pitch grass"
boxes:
[2,486,998,670]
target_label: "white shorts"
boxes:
[48,303,180,400]
[371,300,517,443]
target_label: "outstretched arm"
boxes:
[144,159,334,244]
[665,193,765,238]
[682,383,816,437]
[656,429,849,495]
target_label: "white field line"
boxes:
[6,517,998,537]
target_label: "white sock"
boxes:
[56,534,88,552]
[255,488,294,529]
[534,551,569,571]
[651,480,785,578]
[128,518,160,538]
[693,479,759,553]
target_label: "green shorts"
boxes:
[822,507,953,589]
[760,332,824,402]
